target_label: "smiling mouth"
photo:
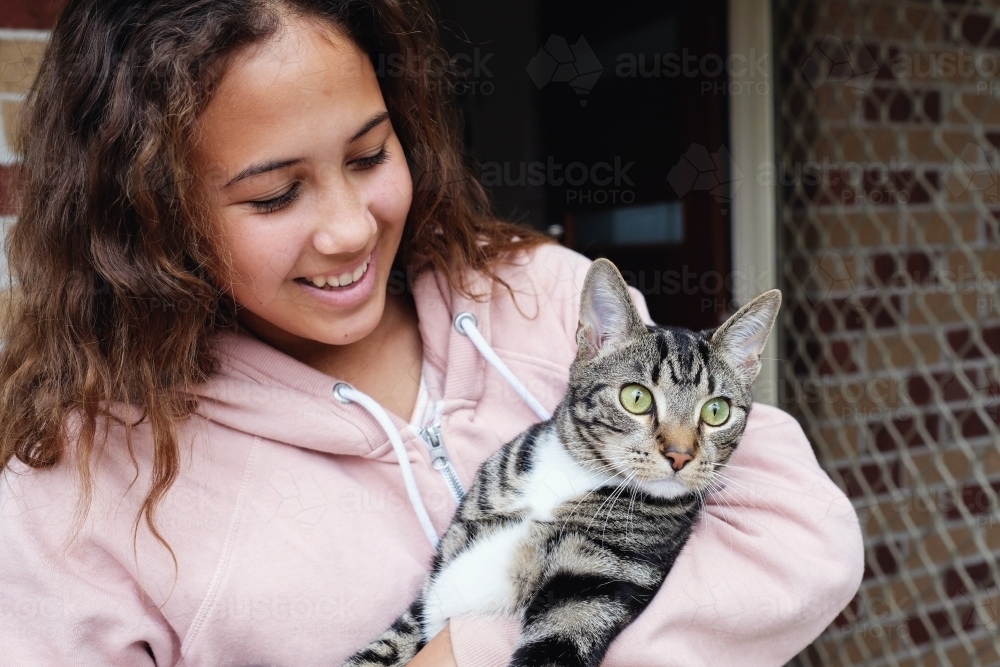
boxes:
[294,252,372,290]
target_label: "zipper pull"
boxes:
[417,422,466,502]
[420,423,449,470]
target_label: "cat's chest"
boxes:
[510,429,615,520]
[419,433,617,639]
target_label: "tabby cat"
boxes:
[342,258,781,667]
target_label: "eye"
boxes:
[351,146,390,170]
[247,182,301,214]
[700,398,730,426]
[619,384,653,414]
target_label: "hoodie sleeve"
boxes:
[448,244,864,666]
[448,406,863,667]
[0,463,181,667]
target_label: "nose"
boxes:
[664,450,693,471]
[311,181,376,255]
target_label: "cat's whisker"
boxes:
[702,482,772,562]
[713,471,794,525]
[601,472,637,542]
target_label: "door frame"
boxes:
[728,0,779,405]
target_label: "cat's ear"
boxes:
[711,289,781,382]
[577,259,646,360]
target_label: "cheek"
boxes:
[367,154,413,231]
[222,216,301,294]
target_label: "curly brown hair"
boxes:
[0,0,551,555]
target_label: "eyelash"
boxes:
[353,146,390,169]
[248,182,301,214]
[246,146,390,214]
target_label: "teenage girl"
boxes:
[0,1,863,665]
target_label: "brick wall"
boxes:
[0,0,57,323]
[775,1,1000,665]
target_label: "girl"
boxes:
[0,1,863,665]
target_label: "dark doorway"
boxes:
[435,0,732,331]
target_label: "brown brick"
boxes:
[813,423,862,462]
[943,560,996,597]
[863,87,943,123]
[906,128,948,162]
[910,292,966,327]
[908,446,976,487]
[908,523,1000,582]
[868,250,933,287]
[873,413,940,452]
[906,606,971,646]
[956,409,990,439]
[866,333,926,370]
[948,328,985,360]
[906,7,944,43]
[863,541,900,580]
[940,371,976,402]
[985,325,1000,353]
[835,460,902,499]
[947,478,1000,519]
[0,39,48,95]
[961,12,997,48]
[0,0,62,29]
[0,165,19,216]
[958,93,1000,126]
[912,209,977,244]
[2,99,22,151]
[843,294,902,329]
[872,253,896,285]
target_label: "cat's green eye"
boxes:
[620,384,653,414]
[700,398,731,426]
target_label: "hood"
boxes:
[191,267,498,460]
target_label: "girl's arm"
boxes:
[0,461,180,665]
[408,624,458,667]
[443,248,864,666]
[445,404,864,667]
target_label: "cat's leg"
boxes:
[340,598,427,667]
[510,572,656,667]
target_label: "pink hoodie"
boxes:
[0,243,863,667]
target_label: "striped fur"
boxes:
[341,260,780,667]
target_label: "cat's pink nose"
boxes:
[665,451,693,471]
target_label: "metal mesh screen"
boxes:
[773,1,1000,665]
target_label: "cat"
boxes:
[342,258,781,667]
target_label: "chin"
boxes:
[634,476,694,500]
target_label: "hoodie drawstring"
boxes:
[333,382,440,546]
[453,313,552,421]
[332,312,549,548]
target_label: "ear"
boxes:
[711,289,781,382]
[576,259,646,360]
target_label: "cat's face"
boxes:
[561,259,781,500]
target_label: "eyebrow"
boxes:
[349,111,390,143]
[223,111,391,188]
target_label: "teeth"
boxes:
[303,253,371,289]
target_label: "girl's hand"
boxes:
[407,623,457,667]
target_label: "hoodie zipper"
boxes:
[417,422,466,504]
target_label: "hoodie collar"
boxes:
[192,267,494,458]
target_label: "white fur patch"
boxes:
[634,476,691,499]
[422,520,532,640]
[513,430,617,520]
[421,431,618,640]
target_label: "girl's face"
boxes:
[195,17,413,350]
